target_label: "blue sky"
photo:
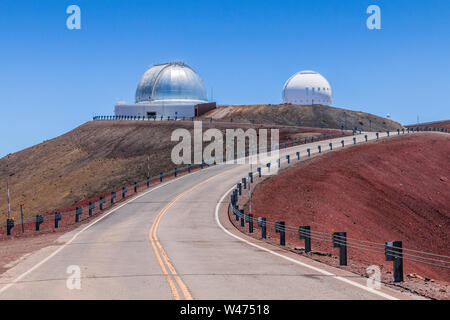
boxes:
[0,0,449,157]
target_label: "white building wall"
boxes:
[114,103,196,118]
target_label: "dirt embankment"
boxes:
[405,120,450,130]
[250,134,450,283]
[0,120,341,222]
[201,104,402,132]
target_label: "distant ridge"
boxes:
[201,104,402,132]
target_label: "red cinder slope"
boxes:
[252,133,450,281]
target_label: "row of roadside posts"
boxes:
[230,169,405,282]
[92,115,450,135]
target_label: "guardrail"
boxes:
[93,115,450,133]
[228,128,450,283]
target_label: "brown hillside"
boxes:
[0,120,342,222]
[201,104,402,132]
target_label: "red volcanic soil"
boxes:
[406,120,450,130]
[251,133,450,282]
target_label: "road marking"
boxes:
[148,167,239,300]
[0,163,223,296]
[215,185,399,300]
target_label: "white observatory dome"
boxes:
[135,62,207,104]
[114,62,209,118]
[282,70,332,106]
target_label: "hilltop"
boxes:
[201,104,402,131]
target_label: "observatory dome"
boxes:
[282,70,332,106]
[135,62,207,104]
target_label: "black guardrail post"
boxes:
[311,137,315,143]
[160,172,164,182]
[6,218,14,235]
[237,183,242,195]
[387,130,390,137]
[55,212,61,228]
[249,214,253,233]
[36,215,44,231]
[188,165,192,173]
[249,172,253,184]
[75,207,82,222]
[147,177,151,188]
[174,168,178,177]
[353,137,356,145]
[385,241,404,282]
[111,192,116,204]
[257,167,261,177]
[329,142,332,150]
[134,182,138,193]
[376,132,379,139]
[242,177,247,189]
[275,221,286,246]
[277,159,280,168]
[100,197,104,211]
[333,232,347,265]
[299,226,311,253]
[122,187,127,199]
[402,128,405,134]
[397,129,400,135]
[89,202,94,216]
[296,151,300,160]
[201,160,205,169]
[286,155,290,164]
[266,162,271,173]
[240,209,245,227]
[262,218,267,239]
[365,135,368,142]
[307,148,311,157]
[341,140,344,147]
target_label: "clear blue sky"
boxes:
[1,0,449,157]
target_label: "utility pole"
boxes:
[249,163,252,216]
[147,155,150,179]
[19,203,24,233]
[6,181,11,219]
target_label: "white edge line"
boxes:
[0,163,221,295]
[214,185,399,300]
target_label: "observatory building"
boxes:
[282,70,332,106]
[114,62,211,118]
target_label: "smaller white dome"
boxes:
[282,70,332,106]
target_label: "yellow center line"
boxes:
[148,166,240,300]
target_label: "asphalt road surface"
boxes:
[0,131,426,299]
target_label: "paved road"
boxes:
[0,131,425,299]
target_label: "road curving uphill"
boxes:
[0,130,438,300]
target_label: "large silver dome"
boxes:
[135,62,207,103]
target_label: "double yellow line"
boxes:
[148,167,237,300]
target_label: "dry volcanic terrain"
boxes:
[0,119,343,224]
[201,104,402,132]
